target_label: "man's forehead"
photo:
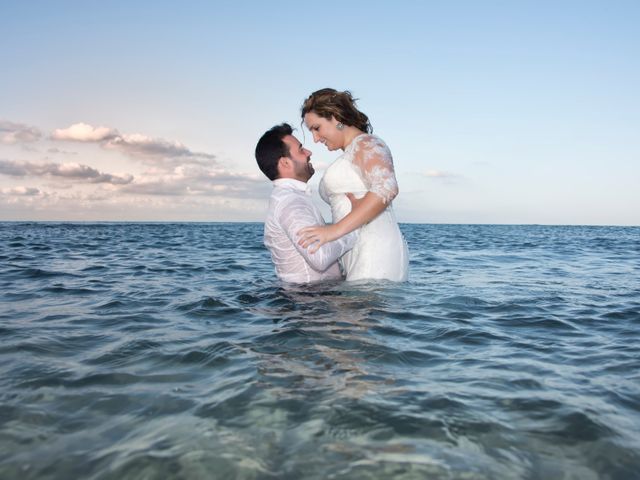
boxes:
[284,134,301,147]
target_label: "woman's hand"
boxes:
[297,224,340,253]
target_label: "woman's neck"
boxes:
[341,127,365,150]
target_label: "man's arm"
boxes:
[277,194,356,272]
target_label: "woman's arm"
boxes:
[278,192,358,269]
[297,192,388,253]
[298,135,399,253]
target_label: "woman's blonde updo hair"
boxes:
[301,88,372,134]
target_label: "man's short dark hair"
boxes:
[255,123,293,181]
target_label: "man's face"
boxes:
[282,135,314,182]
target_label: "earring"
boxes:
[336,122,344,131]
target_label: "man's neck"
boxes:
[277,175,308,184]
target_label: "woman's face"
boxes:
[304,111,342,151]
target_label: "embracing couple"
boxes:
[255,88,409,284]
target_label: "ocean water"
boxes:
[1,222,639,480]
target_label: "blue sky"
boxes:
[1,1,638,224]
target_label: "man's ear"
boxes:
[278,156,290,171]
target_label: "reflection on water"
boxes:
[1,223,639,479]
[250,283,396,401]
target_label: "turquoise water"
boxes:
[1,223,639,479]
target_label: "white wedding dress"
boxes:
[319,134,409,281]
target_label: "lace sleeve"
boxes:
[351,135,399,204]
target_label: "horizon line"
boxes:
[0,220,637,228]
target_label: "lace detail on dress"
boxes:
[318,134,409,281]
[350,135,399,204]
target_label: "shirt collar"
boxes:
[273,178,311,195]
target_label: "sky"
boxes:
[1,1,639,225]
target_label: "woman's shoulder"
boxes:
[354,133,383,144]
[352,133,391,157]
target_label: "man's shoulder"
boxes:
[266,187,305,222]
[270,185,311,208]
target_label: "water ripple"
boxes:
[0,222,638,479]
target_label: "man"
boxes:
[255,123,356,283]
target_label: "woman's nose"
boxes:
[312,131,320,143]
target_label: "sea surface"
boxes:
[0,222,639,479]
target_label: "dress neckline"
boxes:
[344,133,370,152]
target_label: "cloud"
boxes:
[0,185,268,222]
[121,166,268,199]
[51,122,215,165]
[1,121,270,217]
[0,158,268,201]
[423,169,464,184]
[103,133,215,163]
[47,147,78,155]
[51,122,118,142]
[424,169,457,179]
[0,159,133,185]
[1,186,42,196]
[0,120,43,144]
[0,159,27,176]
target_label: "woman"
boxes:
[298,88,409,281]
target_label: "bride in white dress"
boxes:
[298,88,409,281]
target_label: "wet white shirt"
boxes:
[264,178,357,283]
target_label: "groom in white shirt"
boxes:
[255,123,357,283]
